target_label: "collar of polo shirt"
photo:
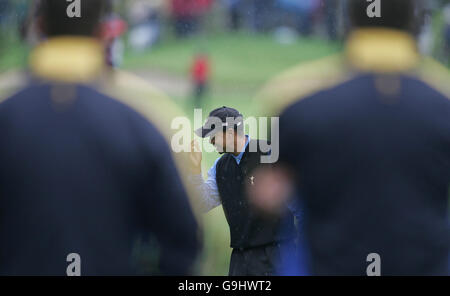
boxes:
[29,37,105,84]
[345,28,420,73]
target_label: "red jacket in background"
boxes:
[191,55,210,84]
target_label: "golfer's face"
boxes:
[210,131,226,153]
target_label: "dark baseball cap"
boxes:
[195,106,244,138]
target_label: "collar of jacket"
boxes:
[345,28,420,73]
[29,36,105,84]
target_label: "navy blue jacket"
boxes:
[273,29,450,275]
[0,83,200,275]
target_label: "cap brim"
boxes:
[195,126,215,138]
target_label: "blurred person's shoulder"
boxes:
[254,54,353,117]
[0,80,170,153]
[0,69,29,103]
[413,57,450,99]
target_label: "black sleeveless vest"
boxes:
[215,139,296,249]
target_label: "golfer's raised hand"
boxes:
[190,140,202,174]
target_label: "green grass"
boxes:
[123,32,341,88]
[0,35,29,73]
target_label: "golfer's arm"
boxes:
[189,159,222,212]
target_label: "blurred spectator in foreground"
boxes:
[191,51,211,108]
[0,0,200,275]
[253,0,450,275]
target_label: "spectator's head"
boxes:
[348,0,417,33]
[37,0,108,38]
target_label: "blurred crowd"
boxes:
[0,0,450,62]
[121,0,450,52]
[122,0,348,40]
